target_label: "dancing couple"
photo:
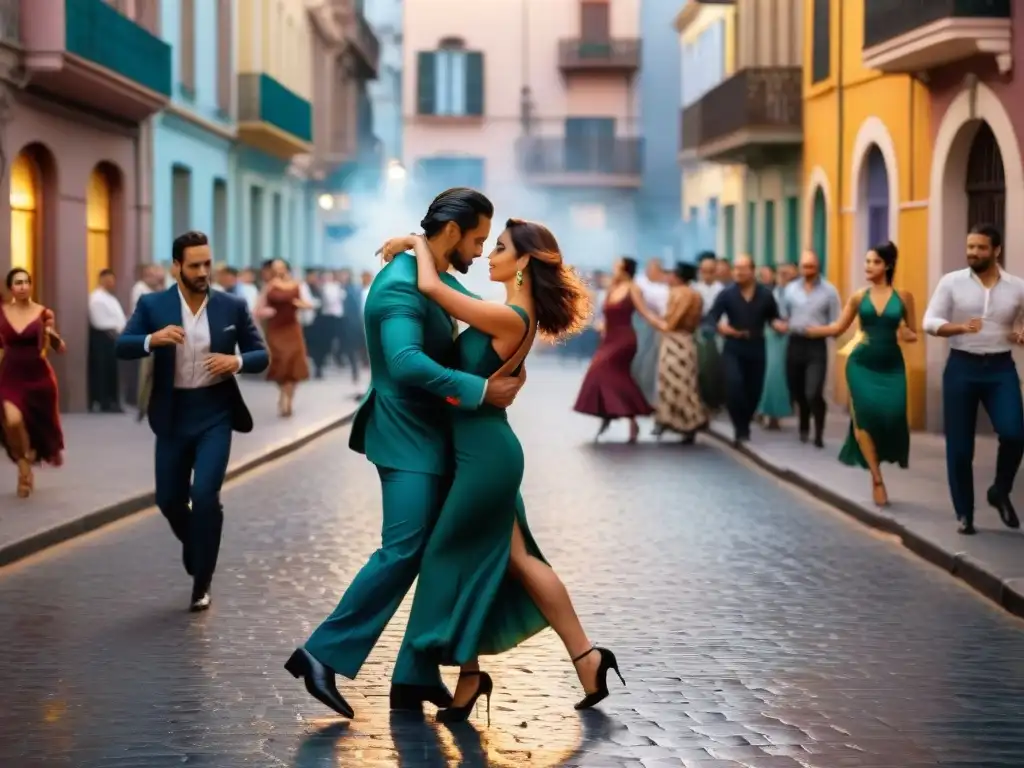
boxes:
[286,187,624,723]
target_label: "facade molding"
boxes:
[848,116,900,298]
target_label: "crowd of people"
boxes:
[570,223,1024,536]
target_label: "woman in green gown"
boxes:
[804,242,918,507]
[380,221,624,723]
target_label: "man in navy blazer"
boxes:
[117,231,268,611]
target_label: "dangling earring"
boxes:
[515,269,524,289]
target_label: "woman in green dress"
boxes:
[805,242,917,507]
[756,265,793,429]
[380,221,623,723]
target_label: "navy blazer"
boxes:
[116,286,269,436]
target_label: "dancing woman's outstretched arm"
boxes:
[406,235,528,344]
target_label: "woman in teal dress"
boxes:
[805,242,917,507]
[756,266,793,428]
[380,221,623,723]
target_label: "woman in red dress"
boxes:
[256,259,313,417]
[0,268,66,497]
[573,257,662,442]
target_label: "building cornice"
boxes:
[163,102,236,141]
[674,0,734,33]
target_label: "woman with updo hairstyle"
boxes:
[805,241,918,507]
[0,267,67,497]
[573,255,663,442]
[378,221,624,721]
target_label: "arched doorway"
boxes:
[86,164,120,291]
[965,121,1006,264]
[865,145,890,246]
[811,186,827,274]
[10,150,42,298]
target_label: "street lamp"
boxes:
[318,193,334,211]
[387,160,406,182]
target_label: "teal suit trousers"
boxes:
[304,466,446,686]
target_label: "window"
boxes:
[966,122,1006,264]
[216,0,231,115]
[212,179,228,261]
[271,192,283,258]
[565,117,615,173]
[723,204,736,262]
[811,0,830,84]
[415,157,486,191]
[746,201,757,259]
[171,165,191,237]
[784,196,799,263]
[580,1,610,41]
[249,186,263,265]
[417,48,484,116]
[763,200,776,266]
[179,0,195,97]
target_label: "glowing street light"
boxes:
[387,160,406,182]
[317,193,335,211]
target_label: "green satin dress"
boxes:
[838,290,910,469]
[402,305,549,665]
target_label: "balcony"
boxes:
[862,0,1011,74]
[558,38,641,76]
[237,73,313,159]
[346,9,380,78]
[21,0,171,123]
[517,136,642,188]
[679,67,802,166]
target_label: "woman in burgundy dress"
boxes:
[256,259,313,417]
[0,268,66,498]
[574,257,663,442]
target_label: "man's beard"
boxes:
[181,274,208,293]
[968,256,993,273]
[448,246,472,274]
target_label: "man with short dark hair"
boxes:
[287,188,526,720]
[116,231,268,610]
[924,223,1024,535]
[87,268,127,412]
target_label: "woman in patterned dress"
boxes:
[652,263,707,441]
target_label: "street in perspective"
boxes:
[2,365,1024,768]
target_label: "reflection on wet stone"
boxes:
[1,366,1024,766]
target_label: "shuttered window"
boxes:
[763,200,776,266]
[811,0,830,83]
[416,49,485,116]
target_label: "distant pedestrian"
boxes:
[87,268,126,413]
[923,224,1024,535]
[755,264,792,430]
[256,260,312,417]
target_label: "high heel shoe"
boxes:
[436,670,493,726]
[595,418,611,441]
[572,646,625,710]
[16,459,33,498]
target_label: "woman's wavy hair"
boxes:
[505,218,591,339]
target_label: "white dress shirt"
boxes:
[88,288,127,332]
[130,280,153,313]
[299,282,319,326]
[635,276,670,316]
[320,281,344,317]
[923,267,1024,354]
[694,280,724,317]
[142,288,242,388]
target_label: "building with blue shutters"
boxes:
[152,0,235,265]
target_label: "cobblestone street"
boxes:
[2,364,1024,767]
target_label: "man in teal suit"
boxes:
[286,188,524,719]
[117,231,268,612]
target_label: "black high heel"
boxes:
[436,670,493,725]
[595,418,611,441]
[572,646,625,710]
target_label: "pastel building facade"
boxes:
[402,0,643,271]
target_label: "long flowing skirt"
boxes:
[655,332,708,434]
[757,329,792,418]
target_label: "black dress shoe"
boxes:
[987,487,1020,529]
[957,518,977,535]
[285,648,355,719]
[389,683,453,711]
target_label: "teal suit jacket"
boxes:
[350,254,486,475]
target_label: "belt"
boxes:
[950,349,1012,360]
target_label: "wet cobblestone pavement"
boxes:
[2,365,1024,767]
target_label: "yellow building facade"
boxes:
[802,0,932,429]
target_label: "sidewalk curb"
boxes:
[0,409,357,570]
[705,425,1024,621]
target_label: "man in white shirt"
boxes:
[632,258,670,403]
[923,223,1024,535]
[87,269,127,412]
[116,231,268,611]
[694,252,724,317]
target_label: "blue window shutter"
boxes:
[417,51,436,115]
[465,52,484,116]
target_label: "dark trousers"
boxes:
[786,336,828,440]
[336,318,361,382]
[943,350,1024,523]
[88,326,120,410]
[154,386,234,591]
[723,345,766,440]
[304,315,331,377]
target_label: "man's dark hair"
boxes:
[99,268,115,279]
[222,266,239,276]
[697,251,717,263]
[420,187,494,238]
[172,231,209,264]
[969,223,1004,266]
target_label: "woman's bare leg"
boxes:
[507,520,601,692]
[2,401,32,495]
[849,404,886,505]
[451,660,481,707]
